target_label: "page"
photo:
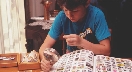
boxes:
[50,49,95,72]
[115,58,132,72]
[94,55,121,72]
[93,55,132,72]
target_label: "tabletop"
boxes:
[0,67,42,72]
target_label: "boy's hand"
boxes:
[63,34,83,46]
[41,57,53,72]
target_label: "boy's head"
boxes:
[57,0,91,22]
[57,0,90,11]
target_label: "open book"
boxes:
[50,49,132,72]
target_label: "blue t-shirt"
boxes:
[48,5,111,52]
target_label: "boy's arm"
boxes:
[39,35,56,60]
[80,38,111,56]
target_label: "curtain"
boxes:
[0,0,26,53]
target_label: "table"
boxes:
[0,67,42,72]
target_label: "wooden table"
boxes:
[0,67,42,72]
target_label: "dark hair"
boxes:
[57,0,88,11]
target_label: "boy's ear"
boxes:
[85,0,91,8]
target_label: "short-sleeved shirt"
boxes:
[48,4,111,52]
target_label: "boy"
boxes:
[39,0,111,71]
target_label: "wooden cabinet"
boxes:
[25,25,64,56]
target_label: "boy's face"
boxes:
[63,5,87,22]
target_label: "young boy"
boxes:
[39,0,111,71]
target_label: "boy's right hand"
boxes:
[41,57,53,72]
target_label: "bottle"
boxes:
[42,0,52,20]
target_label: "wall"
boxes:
[29,0,55,17]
